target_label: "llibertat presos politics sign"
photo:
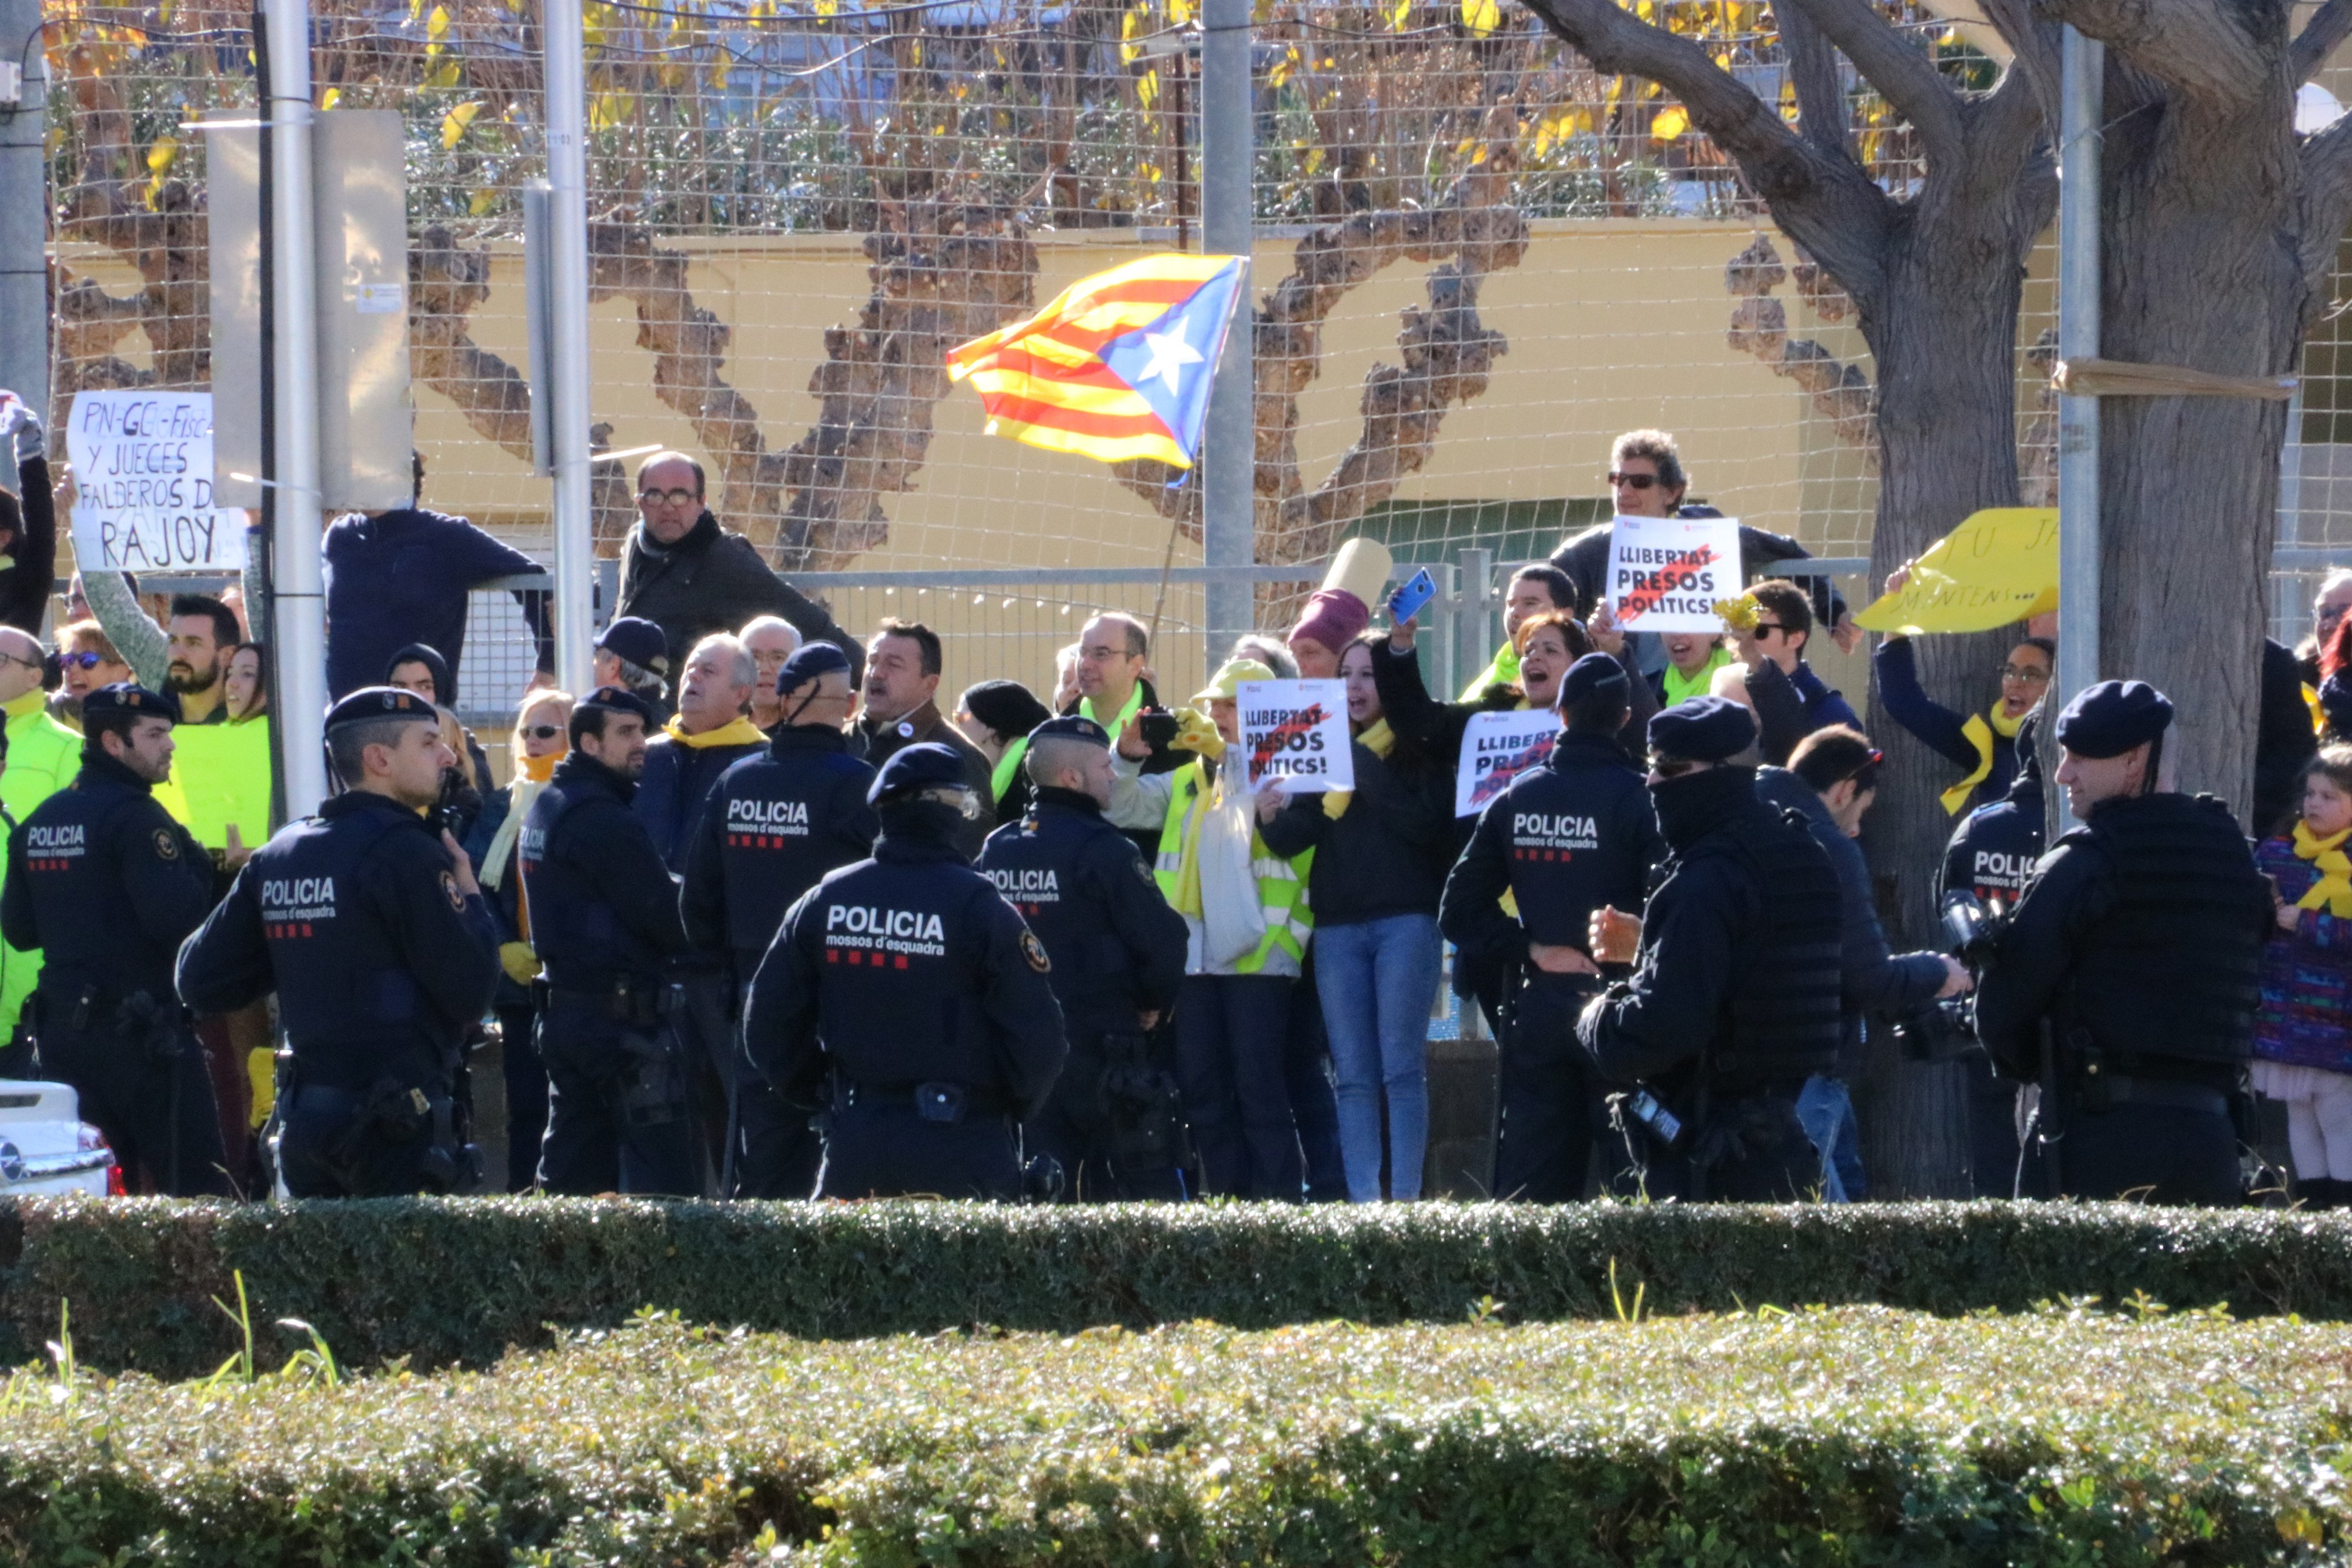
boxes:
[1606,514,1740,634]
[1237,678,1354,792]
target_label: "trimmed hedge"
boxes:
[5,1195,2352,1378]
[4,1308,2348,1565]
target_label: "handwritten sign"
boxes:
[1605,514,1739,633]
[1237,678,1352,792]
[65,390,248,571]
[1455,708,1558,817]
[1852,507,2059,636]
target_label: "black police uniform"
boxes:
[5,698,228,1196]
[1441,726,1663,1202]
[1575,706,1844,1202]
[679,722,877,1195]
[743,747,1068,1199]
[179,775,502,1197]
[976,762,1187,1201]
[1975,790,2270,1205]
[1939,760,2046,1198]
[520,746,696,1195]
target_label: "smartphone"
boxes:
[1138,710,1181,748]
[1388,567,1438,626]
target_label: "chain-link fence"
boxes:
[39,0,2352,743]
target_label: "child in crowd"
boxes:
[2255,744,2352,1208]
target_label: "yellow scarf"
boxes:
[1941,704,2026,817]
[666,714,767,750]
[2296,820,2352,917]
[1322,718,1394,818]
[519,751,560,783]
[1168,758,1218,919]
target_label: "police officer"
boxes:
[1974,680,2272,1205]
[976,715,1187,1200]
[4,685,225,1195]
[680,642,877,1195]
[743,743,1067,1199]
[1441,654,1664,1202]
[1573,696,1844,1201]
[1940,710,2046,1198]
[520,686,696,1196]
[176,687,501,1196]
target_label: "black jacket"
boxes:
[0,453,57,638]
[616,511,864,685]
[851,699,996,862]
[519,751,689,989]
[2256,637,2317,840]
[681,726,878,977]
[1258,734,1455,926]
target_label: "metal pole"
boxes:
[543,0,596,696]
[1199,0,1252,661]
[263,0,327,817]
[2275,388,2306,645]
[0,0,50,426]
[2054,24,2102,822]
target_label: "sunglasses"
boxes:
[1999,663,2050,683]
[62,651,110,670]
[639,487,700,508]
[523,724,563,741]
[1843,748,1887,787]
[1608,472,1660,490]
[1752,622,1790,638]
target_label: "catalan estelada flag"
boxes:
[946,253,1247,470]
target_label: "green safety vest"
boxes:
[1153,759,1314,974]
[0,694,84,1033]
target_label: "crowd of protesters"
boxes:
[4,406,2344,1211]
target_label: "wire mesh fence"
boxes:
[37,0,2352,735]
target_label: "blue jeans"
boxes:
[1314,914,1444,1201]
[1796,1074,1865,1202]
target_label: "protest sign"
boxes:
[1852,507,2058,636]
[1605,514,1741,633]
[1237,679,1352,792]
[1455,708,1558,817]
[65,390,248,571]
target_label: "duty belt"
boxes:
[839,1080,1015,1120]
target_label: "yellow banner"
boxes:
[155,717,275,852]
[1852,507,2059,636]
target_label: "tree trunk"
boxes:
[1854,173,2046,1197]
[2094,85,2304,817]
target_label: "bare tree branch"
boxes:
[2300,113,2352,289]
[2029,0,2269,105]
[1777,1,1851,158]
[1978,0,2063,129]
[1781,0,1962,158]
[1516,0,1897,307]
[2294,0,2352,85]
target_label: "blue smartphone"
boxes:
[1388,567,1438,626]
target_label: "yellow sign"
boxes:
[1852,507,2059,636]
[155,718,275,851]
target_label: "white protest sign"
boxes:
[1455,708,1558,817]
[1237,678,1353,793]
[1605,514,1740,633]
[65,390,248,571]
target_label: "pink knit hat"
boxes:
[1287,588,1370,656]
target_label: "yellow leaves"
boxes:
[469,188,497,216]
[1461,0,1498,36]
[1651,103,1689,142]
[1387,0,1412,30]
[1167,0,1195,24]
[319,86,342,111]
[1778,75,1798,125]
[589,92,626,130]
[1120,2,1145,63]
[425,4,450,41]
[440,100,483,149]
[1268,44,1299,86]
[1526,103,1589,158]
[425,58,461,88]
[1137,67,1158,109]
[142,133,176,208]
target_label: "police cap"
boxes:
[575,684,657,728]
[2055,678,2173,760]
[1558,651,1629,707]
[596,616,671,679]
[1647,694,1755,763]
[1027,713,1111,749]
[776,640,852,697]
[83,682,181,726]
[323,686,437,733]
[869,741,973,805]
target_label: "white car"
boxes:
[0,1080,120,1197]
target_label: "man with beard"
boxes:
[162,596,240,724]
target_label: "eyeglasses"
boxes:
[638,487,700,509]
[0,653,41,673]
[1607,472,1659,490]
[523,724,563,741]
[62,651,109,670]
[1999,663,2051,683]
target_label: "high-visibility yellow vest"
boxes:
[1154,758,1313,974]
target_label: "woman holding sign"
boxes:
[1258,634,1453,1202]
